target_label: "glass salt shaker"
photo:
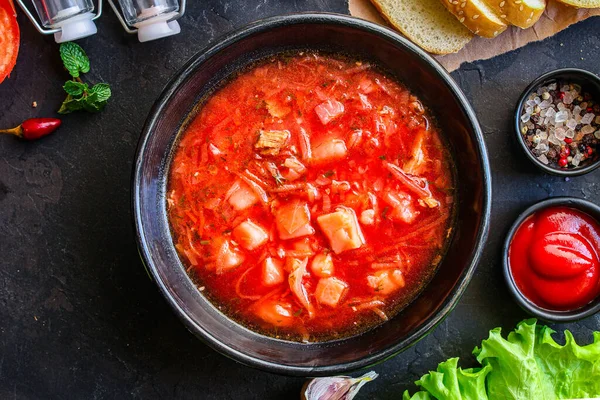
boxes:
[108,0,186,42]
[16,0,102,42]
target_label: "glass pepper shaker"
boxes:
[16,0,102,42]
[108,0,186,42]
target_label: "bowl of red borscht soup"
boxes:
[504,197,600,322]
[133,14,491,375]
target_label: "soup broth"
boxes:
[167,52,455,342]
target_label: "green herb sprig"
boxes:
[58,42,112,114]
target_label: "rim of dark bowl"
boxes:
[514,68,600,177]
[132,12,492,375]
[503,196,600,322]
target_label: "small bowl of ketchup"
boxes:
[503,197,600,322]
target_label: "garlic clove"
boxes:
[302,371,378,400]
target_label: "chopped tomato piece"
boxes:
[0,0,19,84]
[275,200,315,240]
[367,269,405,295]
[227,180,259,211]
[311,253,334,278]
[314,99,345,124]
[232,220,268,251]
[317,207,365,254]
[254,299,295,327]
[215,239,245,274]
[312,139,348,165]
[262,257,284,286]
[315,277,348,307]
[383,192,419,224]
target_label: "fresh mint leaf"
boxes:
[60,42,90,78]
[63,80,88,97]
[57,44,111,114]
[88,83,111,103]
[82,95,107,113]
[58,95,86,114]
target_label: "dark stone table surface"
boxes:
[1,1,599,398]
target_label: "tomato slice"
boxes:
[0,0,19,84]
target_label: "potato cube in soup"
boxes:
[312,139,348,165]
[314,99,345,125]
[233,220,268,251]
[311,253,334,278]
[317,207,365,254]
[275,200,315,240]
[383,192,419,224]
[315,277,348,307]
[215,240,245,274]
[367,269,405,295]
[254,299,295,327]
[227,181,259,211]
[262,257,284,286]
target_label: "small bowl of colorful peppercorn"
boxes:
[516,68,600,176]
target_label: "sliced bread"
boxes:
[439,0,508,38]
[369,0,473,55]
[488,0,546,29]
[555,0,600,7]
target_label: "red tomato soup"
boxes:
[167,52,456,342]
[509,206,600,311]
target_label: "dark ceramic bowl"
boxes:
[515,68,600,177]
[503,197,600,322]
[132,13,491,376]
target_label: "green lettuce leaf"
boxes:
[402,358,491,400]
[536,325,600,398]
[474,319,600,400]
[403,390,432,400]
[403,319,600,400]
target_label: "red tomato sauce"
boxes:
[167,52,456,342]
[509,206,600,311]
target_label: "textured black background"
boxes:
[1,1,599,399]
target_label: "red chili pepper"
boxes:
[0,118,61,140]
[564,138,573,144]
